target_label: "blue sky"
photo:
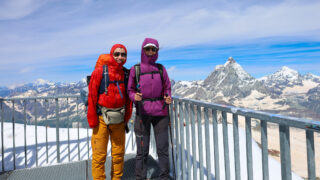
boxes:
[0,0,320,87]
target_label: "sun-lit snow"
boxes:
[283,80,319,94]
[233,90,290,110]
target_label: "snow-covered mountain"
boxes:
[173,57,271,103]
[258,66,320,96]
[0,78,87,126]
[173,57,320,120]
[1,59,320,122]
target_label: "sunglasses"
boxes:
[144,47,157,52]
[113,52,127,57]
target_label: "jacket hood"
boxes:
[141,38,159,65]
[109,44,127,67]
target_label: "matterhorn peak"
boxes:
[224,56,237,67]
[228,57,235,63]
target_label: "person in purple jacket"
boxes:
[128,38,172,180]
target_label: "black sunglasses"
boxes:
[144,47,157,52]
[113,52,127,57]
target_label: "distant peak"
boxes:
[224,57,237,67]
[279,66,294,71]
[34,78,53,85]
[276,66,298,75]
[228,57,235,63]
[304,73,320,79]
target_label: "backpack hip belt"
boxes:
[141,97,164,103]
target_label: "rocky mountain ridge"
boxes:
[172,57,320,120]
[1,58,319,122]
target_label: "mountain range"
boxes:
[1,57,319,123]
[172,57,320,120]
[0,79,88,127]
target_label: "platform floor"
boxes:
[0,153,169,180]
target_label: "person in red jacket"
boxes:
[87,44,133,180]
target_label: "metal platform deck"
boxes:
[0,154,165,180]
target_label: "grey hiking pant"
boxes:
[134,114,169,180]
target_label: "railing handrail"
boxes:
[0,95,80,101]
[172,96,320,131]
[3,95,318,129]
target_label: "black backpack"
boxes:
[134,63,163,92]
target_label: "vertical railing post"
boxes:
[306,130,315,180]
[67,98,70,162]
[261,120,269,180]
[169,103,175,178]
[23,100,27,168]
[279,124,292,180]
[222,111,230,180]
[173,100,181,178]
[55,98,60,163]
[184,103,191,180]
[45,99,49,164]
[87,124,90,159]
[245,117,253,180]
[35,99,38,167]
[190,104,197,180]
[1,99,4,172]
[178,101,186,180]
[76,97,80,161]
[197,105,204,180]
[212,109,220,180]
[12,100,16,170]
[204,107,212,180]
[233,114,240,180]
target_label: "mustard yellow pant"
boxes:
[91,116,125,180]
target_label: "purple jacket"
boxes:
[128,38,171,116]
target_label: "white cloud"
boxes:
[167,66,176,73]
[2,1,320,62]
[8,82,26,89]
[168,66,213,81]
[0,0,320,85]
[19,67,34,73]
[0,0,47,20]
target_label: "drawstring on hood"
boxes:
[141,38,159,65]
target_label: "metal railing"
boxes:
[1,95,320,180]
[0,95,150,174]
[169,97,320,180]
[0,95,91,172]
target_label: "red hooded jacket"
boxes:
[87,44,133,128]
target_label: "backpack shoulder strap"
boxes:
[134,64,141,92]
[123,67,129,93]
[123,67,129,80]
[103,64,109,94]
[156,63,164,84]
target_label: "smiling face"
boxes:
[113,47,127,64]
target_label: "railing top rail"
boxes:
[0,95,80,101]
[173,96,320,132]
